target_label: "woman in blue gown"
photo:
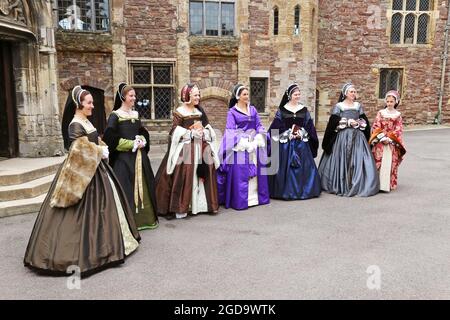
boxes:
[267,83,321,200]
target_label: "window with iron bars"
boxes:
[379,68,403,99]
[250,78,267,113]
[129,63,175,120]
[390,0,433,44]
[57,0,110,32]
[189,0,235,36]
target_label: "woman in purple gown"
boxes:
[217,84,270,210]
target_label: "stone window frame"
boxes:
[189,0,236,37]
[249,71,270,114]
[387,0,438,46]
[55,0,110,32]
[128,60,176,120]
[377,67,405,100]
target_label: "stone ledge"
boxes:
[55,30,113,53]
[189,36,239,57]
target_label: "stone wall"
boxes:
[124,0,177,58]
[317,0,448,129]
[249,1,319,122]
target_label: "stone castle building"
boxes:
[0,0,448,158]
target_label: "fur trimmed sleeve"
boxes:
[50,136,103,208]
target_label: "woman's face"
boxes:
[125,89,136,107]
[291,89,301,104]
[346,87,357,101]
[385,96,396,109]
[80,94,94,117]
[239,89,249,104]
[190,87,200,105]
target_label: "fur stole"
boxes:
[369,128,406,157]
[50,136,103,208]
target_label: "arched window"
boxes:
[404,13,416,44]
[390,13,402,44]
[417,14,429,43]
[274,7,279,36]
[294,5,300,35]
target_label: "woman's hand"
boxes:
[101,145,109,159]
[348,119,359,128]
[191,128,204,139]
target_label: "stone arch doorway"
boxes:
[0,0,36,158]
[0,0,63,157]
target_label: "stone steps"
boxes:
[0,156,64,218]
[0,157,64,186]
[0,174,55,201]
[149,132,169,145]
[0,194,46,218]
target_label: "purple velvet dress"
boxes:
[217,105,270,210]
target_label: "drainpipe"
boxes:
[437,0,450,124]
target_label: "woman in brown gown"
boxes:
[24,86,140,277]
[155,84,220,219]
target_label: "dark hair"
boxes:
[229,83,248,108]
[338,83,355,103]
[278,83,300,109]
[384,96,399,109]
[62,86,92,149]
[114,83,134,110]
[71,85,92,109]
[77,90,91,109]
[180,83,199,104]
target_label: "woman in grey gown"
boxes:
[318,83,379,197]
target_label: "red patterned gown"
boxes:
[369,109,406,192]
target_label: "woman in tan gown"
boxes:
[24,86,140,277]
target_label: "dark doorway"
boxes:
[61,86,107,150]
[0,41,18,158]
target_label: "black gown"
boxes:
[24,118,140,276]
[104,110,158,230]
